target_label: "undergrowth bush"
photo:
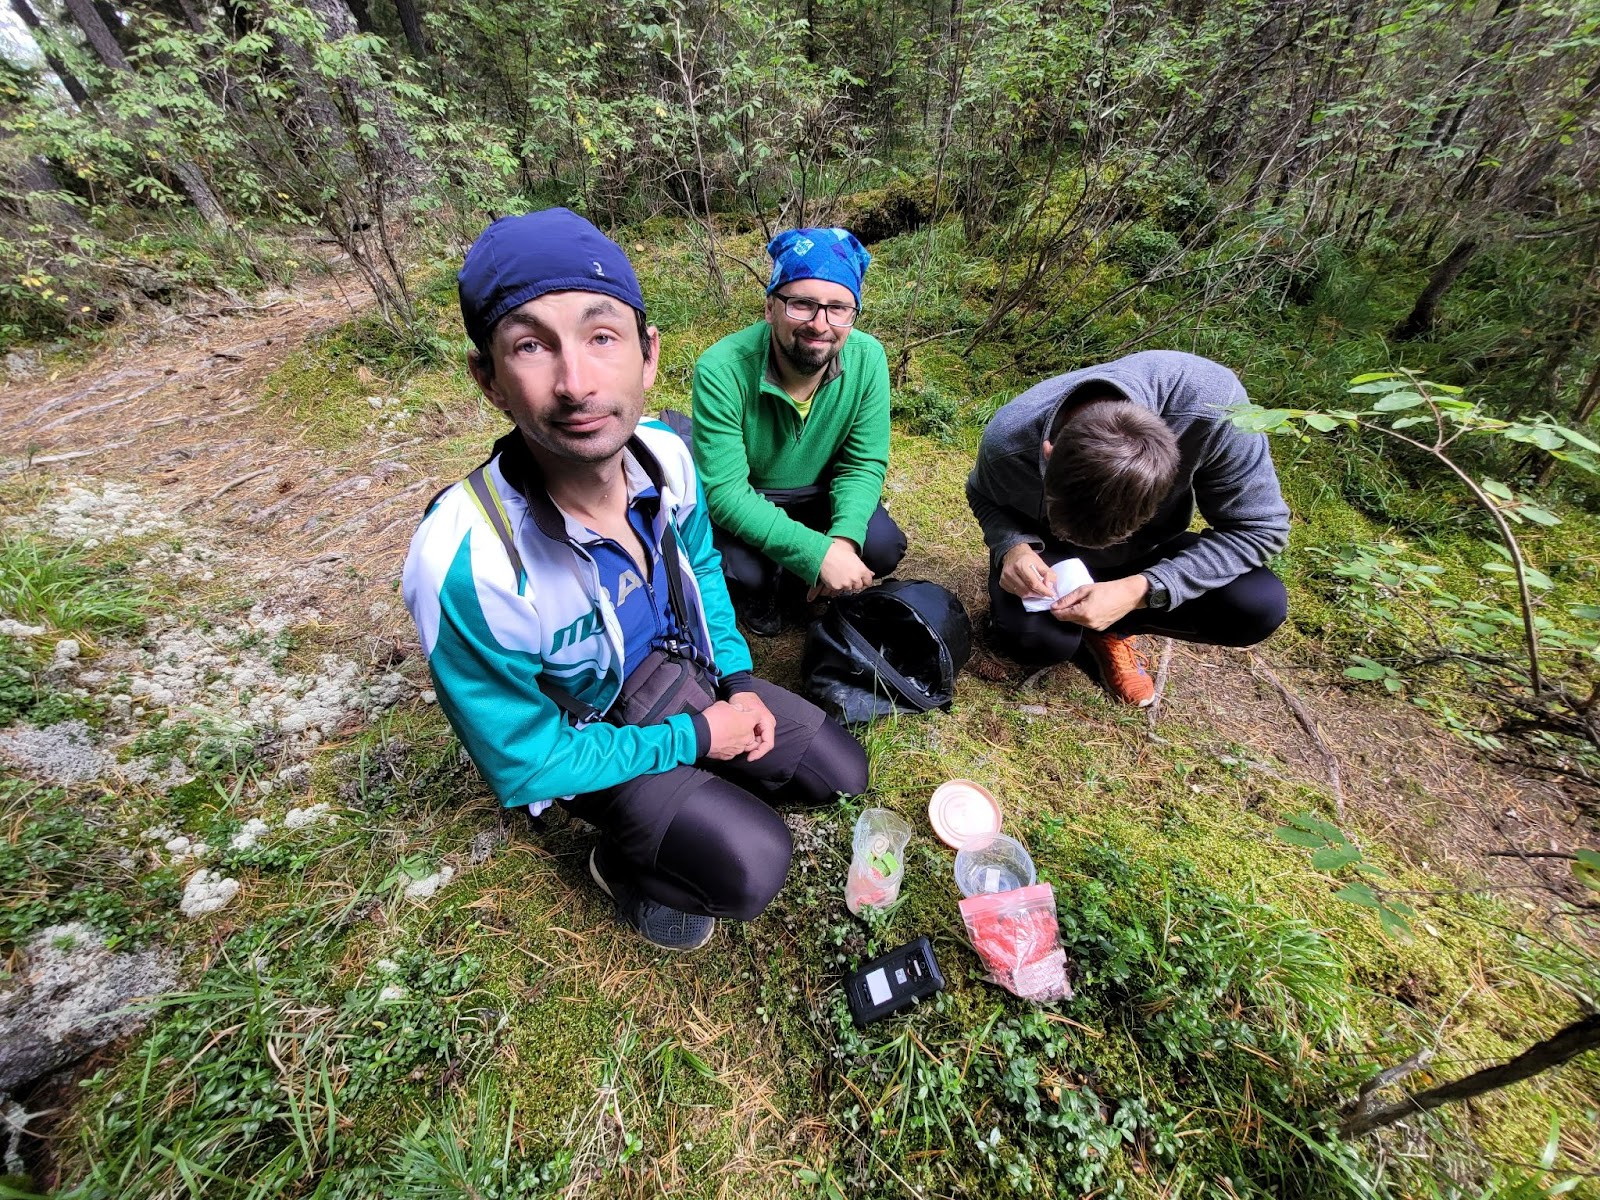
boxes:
[826,840,1369,1198]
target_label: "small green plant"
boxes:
[57,929,500,1197]
[376,1076,571,1198]
[0,779,176,947]
[1237,372,1600,777]
[0,636,84,726]
[1275,812,1418,939]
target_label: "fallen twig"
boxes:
[309,479,430,546]
[1147,637,1175,727]
[28,439,134,464]
[1246,650,1346,820]
[1020,664,1057,691]
[183,466,276,511]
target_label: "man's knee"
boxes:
[788,718,869,804]
[1000,622,1081,665]
[715,533,774,593]
[862,508,908,577]
[708,811,793,919]
[988,586,1082,665]
[1213,570,1288,646]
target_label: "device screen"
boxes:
[865,967,891,1006]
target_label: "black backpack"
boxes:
[801,579,972,726]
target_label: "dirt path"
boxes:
[1,278,445,632]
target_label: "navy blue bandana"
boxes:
[459,208,645,348]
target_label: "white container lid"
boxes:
[928,779,1003,849]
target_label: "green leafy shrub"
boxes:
[891,381,962,441]
[0,779,176,947]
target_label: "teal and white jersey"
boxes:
[402,420,752,815]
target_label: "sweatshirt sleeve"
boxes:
[417,530,701,813]
[1140,421,1290,608]
[966,437,1046,565]
[826,344,891,549]
[691,359,834,581]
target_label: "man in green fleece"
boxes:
[690,227,906,635]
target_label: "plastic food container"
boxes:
[928,779,1003,849]
[846,808,912,915]
[954,833,1037,897]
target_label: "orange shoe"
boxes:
[1081,631,1155,706]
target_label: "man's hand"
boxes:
[702,700,763,760]
[998,543,1055,601]
[726,690,776,761]
[809,537,874,600]
[1051,575,1149,630]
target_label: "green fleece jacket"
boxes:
[690,320,891,583]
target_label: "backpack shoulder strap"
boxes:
[461,464,604,725]
[463,465,526,589]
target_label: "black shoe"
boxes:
[589,846,716,952]
[741,586,783,637]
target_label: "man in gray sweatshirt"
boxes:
[966,350,1290,705]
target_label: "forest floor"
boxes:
[2,261,1598,1198]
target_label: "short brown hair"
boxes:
[1044,400,1180,548]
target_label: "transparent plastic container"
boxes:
[954,833,1037,898]
[845,808,912,915]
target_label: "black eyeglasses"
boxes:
[773,292,860,327]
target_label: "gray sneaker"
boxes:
[589,846,716,952]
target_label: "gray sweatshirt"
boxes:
[965,350,1289,609]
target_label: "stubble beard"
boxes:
[522,404,636,465]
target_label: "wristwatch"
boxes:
[1141,573,1170,611]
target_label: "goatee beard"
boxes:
[778,334,832,375]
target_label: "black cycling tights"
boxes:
[570,680,868,920]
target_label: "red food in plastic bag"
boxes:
[959,882,1072,1002]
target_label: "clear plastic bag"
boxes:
[958,882,1072,1002]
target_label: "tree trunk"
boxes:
[391,0,429,58]
[1342,1014,1600,1138]
[6,146,91,230]
[298,0,428,190]
[57,0,230,228]
[91,0,127,48]
[8,0,91,105]
[1392,237,1479,341]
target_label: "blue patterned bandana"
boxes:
[765,227,871,307]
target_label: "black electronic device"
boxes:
[844,936,945,1027]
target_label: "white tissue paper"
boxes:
[1021,557,1095,612]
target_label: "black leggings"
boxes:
[987,532,1288,666]
[566,678,868,919]
[714,485,907,593]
